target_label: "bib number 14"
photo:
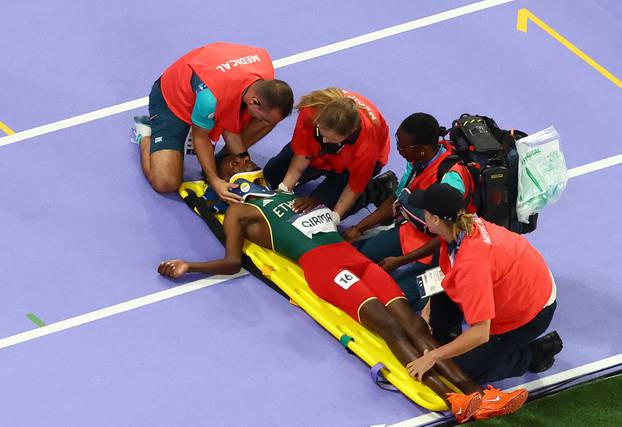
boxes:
[334,270,360,290]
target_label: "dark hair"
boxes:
[399,112,441,146]
[256,79,294,118]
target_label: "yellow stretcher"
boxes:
[179,178,455,411]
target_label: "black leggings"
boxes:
[431,292,557,384]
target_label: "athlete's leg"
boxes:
[358,259,481,393]
[300,244,484,419]
[382,293,529,420]
[386,298,481,394]
[358,299,455,401]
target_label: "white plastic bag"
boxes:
[516,126,568,223]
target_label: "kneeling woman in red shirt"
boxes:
[263,88,394,222]
[405,183,562,384]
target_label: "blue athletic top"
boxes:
[190,73,217,130]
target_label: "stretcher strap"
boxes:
[339,334,355,354]
[371,363,400,392]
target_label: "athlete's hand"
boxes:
[343,226,362,242]
[406,349,437,381]
[294,196,321,213]
[158,259,190,279]
[378,256,403,273]
[212,178,242,204]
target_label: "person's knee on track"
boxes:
[149,174,181,193]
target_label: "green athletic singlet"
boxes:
[246,192,343,261]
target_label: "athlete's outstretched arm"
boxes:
[158,206,247,278]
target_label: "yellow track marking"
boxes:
[517,8,622,89]
[0,121,15,135]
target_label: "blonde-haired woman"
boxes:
[404,183,561,385]
[263,88,396,222]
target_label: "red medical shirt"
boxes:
[290,90,389,193]
[439,218,553,335]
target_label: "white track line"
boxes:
[0,97,148,148]
[0,0,513,148]
[384,353,622,427]
[270,0,514,69]
[0,270,248,351]
[568,153,622,178]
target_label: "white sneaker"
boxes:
[132,115,151,144]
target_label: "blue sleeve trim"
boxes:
[441,170,466,194]
[191,74,217,130]
[395,162,414,197]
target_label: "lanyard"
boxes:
[447,231,465,267]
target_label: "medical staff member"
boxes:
[263,87,395,222]
[343,113,474,309]
[404,183,562,384]
[134,42,294,201]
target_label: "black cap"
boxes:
[408,183,466,222]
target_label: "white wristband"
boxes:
[330,211,341,225]
[277,182,290,192]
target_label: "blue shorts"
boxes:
[147,78,190,154]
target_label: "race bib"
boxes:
[291,207,337,239]
[334,270,360,290]
[416,267,446,298]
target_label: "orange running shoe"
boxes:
[473,385,529,420]
[447,391,482,423]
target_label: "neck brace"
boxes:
[229,170,269,186]
[228,170,276,201]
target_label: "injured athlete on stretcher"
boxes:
[158,154,527,423]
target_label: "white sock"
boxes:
[135,122,151,138]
